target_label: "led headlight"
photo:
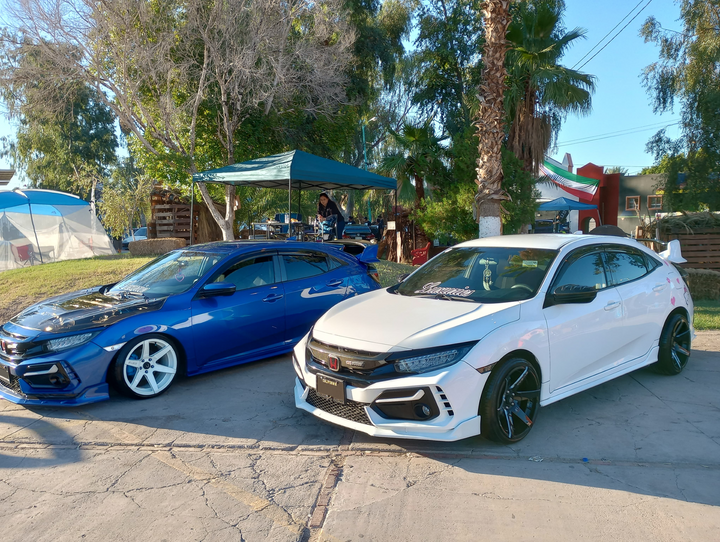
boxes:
[392,343,476,374]
[44,332,96,353]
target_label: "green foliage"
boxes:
[413,0,484,134]
[99,157,153,238]
[501,148,540,234]
[0,36,117,197]
[641,3,720,211]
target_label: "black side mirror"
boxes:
[200,282,236,298]
[397,273,410,283]
[545,284,598,308]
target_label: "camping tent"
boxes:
[0,189,116,272]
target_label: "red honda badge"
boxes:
[327,355,340,372]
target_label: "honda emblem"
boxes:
[327,355,340,372]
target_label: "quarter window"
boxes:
[553,252,608,290]
[282,253,329,281]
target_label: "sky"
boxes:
[550,0,682,175]
[0,0,682,187]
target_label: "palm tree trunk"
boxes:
[475,0,512,238]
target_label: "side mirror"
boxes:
[200,282,236,298]
[545,284,598,307]
[397,273,410,283]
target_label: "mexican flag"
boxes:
[539,161,599,196]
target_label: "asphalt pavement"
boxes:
[1,332,719,541]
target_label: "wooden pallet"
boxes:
[148,204,198,243]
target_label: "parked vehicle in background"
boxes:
[122,227,147,250]
[343,224,376,242]
[294,234,693,443]
[0,241,381,405]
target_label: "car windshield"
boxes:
[109,251,225,298]
[392,246,558,303]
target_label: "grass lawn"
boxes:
[0,254,154,324]
[694,300,720,331]
[1,255,717,331]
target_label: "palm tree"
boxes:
[505,1,596,173]
[474,0,513,238]
[380,121,447,206]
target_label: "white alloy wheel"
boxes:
[119,337,178,398]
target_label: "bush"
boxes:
[129,238,186,256]
[687,268,720,301]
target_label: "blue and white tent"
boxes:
[0,189,115,271]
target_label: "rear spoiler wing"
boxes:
[636,238,686,264]
[357,244,379,263]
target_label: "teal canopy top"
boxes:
[193,150,396,191]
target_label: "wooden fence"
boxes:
[663,228,720,270]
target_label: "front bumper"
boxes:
[0,342,114,406]
[293,343,489,442]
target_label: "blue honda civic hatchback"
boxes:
[0,241,381,405]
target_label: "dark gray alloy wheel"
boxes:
[480,358,541,444]
[657,313,691,375]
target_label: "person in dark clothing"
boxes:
[317,192,345,238]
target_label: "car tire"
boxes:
[656,313,691,375]
[480,357,541,444]
[111,334,180,399]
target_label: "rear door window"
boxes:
[282,253,330,281]
[603,249,649,286]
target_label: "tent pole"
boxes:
[394,188,400,264]
[26,200,44,265]
[189,180,195,246]
[288,178,292,227]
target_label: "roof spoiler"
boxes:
[357,244,379,264]
[659,239,686,264]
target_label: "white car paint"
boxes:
[294,234,694,442]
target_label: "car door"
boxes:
[279,250,349,343]
[543,247,625,393]
[190,252,286,369]
[603,246,668,362]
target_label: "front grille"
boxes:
[0,374,23,395]
[306,387,372,425]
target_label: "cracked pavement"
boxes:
[1,334,719,541]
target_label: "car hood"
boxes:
[6,287,165,336]
[312,288,520,352]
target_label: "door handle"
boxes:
[326,279,343,287]
[263,294,283,302]
[604,301,621,311]
[653,283,667,292]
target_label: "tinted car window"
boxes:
[393,247,557,303]
[553,252,608,290]
[213,255,275,290]
[283,253,329,281]
[604,251,648,286]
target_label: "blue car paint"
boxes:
[0,241,380,406]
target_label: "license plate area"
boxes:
[317,374,345,404]
[0,364,10,384]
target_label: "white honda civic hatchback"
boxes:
[293,234,694,443]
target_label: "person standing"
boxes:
[317,192,345,239]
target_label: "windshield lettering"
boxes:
[415,282,475,297]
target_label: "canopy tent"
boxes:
[0,189,115,272]
[193,150,396,190]
[191,150,397,244]
[538,197,598,211]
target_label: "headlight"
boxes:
[392,343,476,374]
[44,332,96,352]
